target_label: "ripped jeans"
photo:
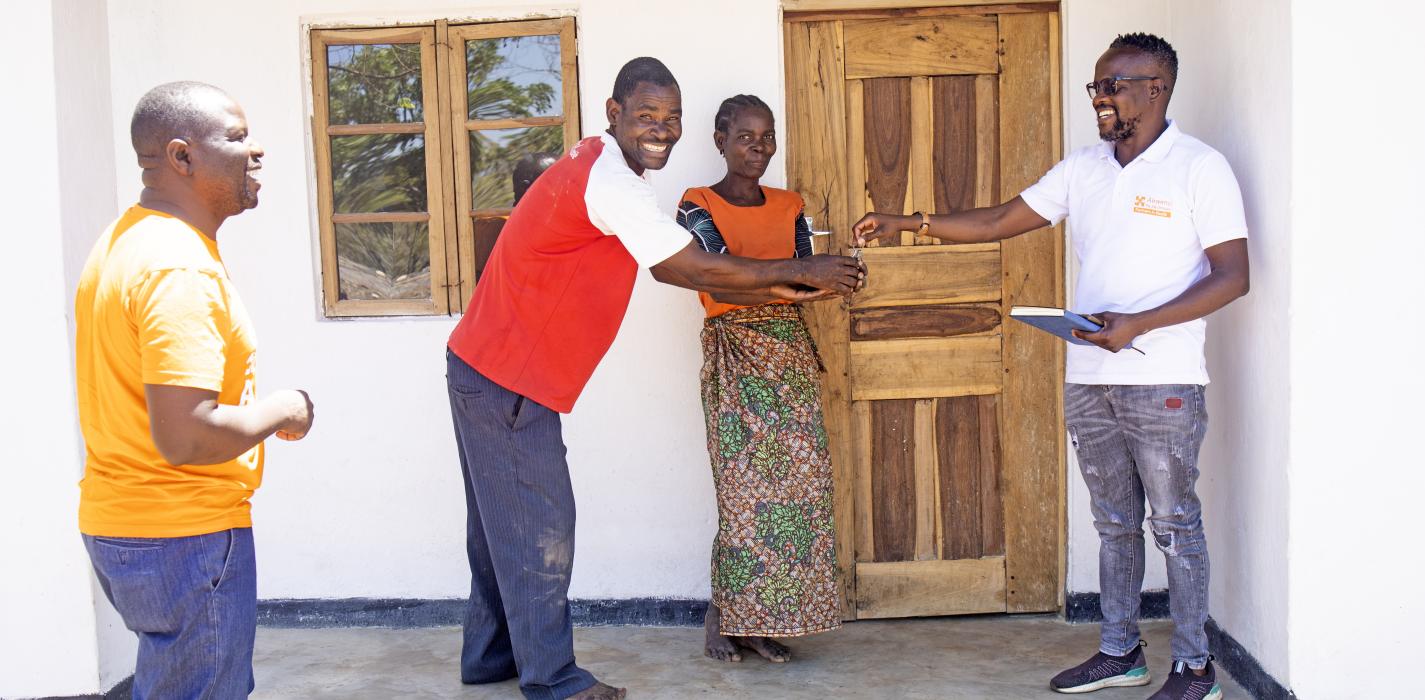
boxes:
[1066,383,1210,668]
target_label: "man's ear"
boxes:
[165,139,194,176]
[605,97,621,128]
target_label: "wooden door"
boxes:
[783,5,1065,619]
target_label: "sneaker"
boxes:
[1050,641,1150,693]
[1147,658,1223,700]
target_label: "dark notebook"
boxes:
[1008,306,1145,354]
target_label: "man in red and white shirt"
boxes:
[445,57,861,700]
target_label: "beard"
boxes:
[1099,115,1138,142]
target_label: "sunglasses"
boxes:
[1085,75,1159,99]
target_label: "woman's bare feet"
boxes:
[568,680,626,700]
[733,636,791,663]
[703,604,742,662]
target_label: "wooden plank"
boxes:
[933,76,977,215]
[310,30,340,316]
[559,18,580,150]
[844,16,999,79]
[327,123,425,135]
[979,394,1006,556]
[850,304,1001,341]
[910,77,935,245]
[913,400,938,560]
[452,16,571,40]
[937,396,982,559]
[330,212,430,224]
[974,74,1000,208]
[784,18,856,618]
[861,77,911,247]
[854,557,1007,618]
[852,400,874,564]
[851,245,1001,308]
[445,21,477,308]
[322,298,439,317]
[418,28,450,314]
[787,3,1058,23]
[434,20,463,313]
[871,400,917,563]
[464,116,564,131]
[998,10,1064,613]
[846,79,869,244]
[850,336,1002,400]
[786,0,1056,12]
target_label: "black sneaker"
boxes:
[1147,658,1223,700]
[1050,641,1150,693]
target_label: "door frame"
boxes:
[781,1,1067,620]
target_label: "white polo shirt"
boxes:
[1020,120,1247,385]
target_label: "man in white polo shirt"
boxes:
[852,33,1249,700]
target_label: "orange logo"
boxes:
[1132,194,1172,218]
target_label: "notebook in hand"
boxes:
[1009,306,1101,346]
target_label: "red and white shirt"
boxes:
[448,132,689,412]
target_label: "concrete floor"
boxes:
[252,616,1248,699]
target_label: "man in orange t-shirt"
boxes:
[74,82,315,698]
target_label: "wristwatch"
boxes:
[912,211,930,236]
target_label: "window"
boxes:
[310,18,579,317]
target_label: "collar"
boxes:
[598,131,650,181]
[1097,118,1181,163]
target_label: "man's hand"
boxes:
[769,283,840,302]
[792,254,864,295]
[852,212,911,247]
[1072,312,1144,353]
[274,389,315,441]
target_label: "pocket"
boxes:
[208,530,236,591]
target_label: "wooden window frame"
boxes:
[309,17,580,318]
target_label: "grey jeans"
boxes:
[1065,383,1211,668]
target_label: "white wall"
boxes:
[1288,2,1425,698]
[101,0,789,601]
[0,2,107,696]
[1167,0,1294,685]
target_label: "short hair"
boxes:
[714,94,772,135]
[611,57,678,104]
[512,151,559,203]
[1109,33,1178,85]
[130,81,232,156]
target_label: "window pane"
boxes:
[331,134,427,213]
[473,216,506,278]
[467,35,562,120]
[327,43,424,124]
[470,126,564,210]
[336,222,431,301]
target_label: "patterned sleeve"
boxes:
[793,207,814,258]
[676,199,727,254]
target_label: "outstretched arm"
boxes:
[651,241,862,300]
[145,385,314,466]
[852,196,1050,246]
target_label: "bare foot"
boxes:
[703,604,742,662]
[568,680,626,700]
[733,636,791,663]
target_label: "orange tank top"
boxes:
[678,186,807,318]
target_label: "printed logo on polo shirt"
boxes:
[1132,195,1173,218]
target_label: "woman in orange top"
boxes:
[676,95,842,664]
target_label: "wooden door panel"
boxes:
[851,245,1001,308]
[843,16,1000,79]
[855,557,1006,619]
[850,337,1001,401]
[850,304,1001,341]
[869,399,916,562]
[862,77,913,235]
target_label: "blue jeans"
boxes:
[1065,384,1211,668]
[446,350,596,700]
[83,528,257,699]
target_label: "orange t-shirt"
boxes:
[74,206,262,537]
[678,186,808,318]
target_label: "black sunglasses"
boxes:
[1085,75,1159,99]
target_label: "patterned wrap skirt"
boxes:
[700,303,841,637]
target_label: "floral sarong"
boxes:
[700,303,841,637]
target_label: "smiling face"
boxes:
[606,81,682,174]
[1091,48,1168,142]
[715,104,776,181]
[189,96,265,216]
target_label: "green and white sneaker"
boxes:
[1050,641,1151,693]
[1147,658,1223,700]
